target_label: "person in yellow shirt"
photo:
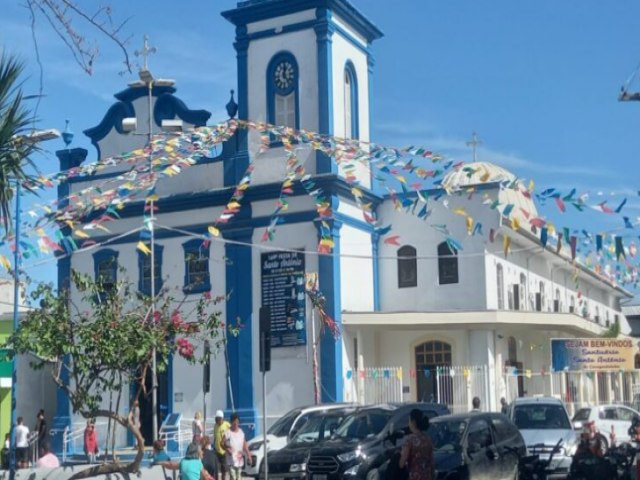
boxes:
[213,410,230,478]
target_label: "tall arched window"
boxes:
[538,281,545,311]
[437,242,458,285]
[496,264,504,309]
[570,295,576,313]
[554,288,561,312]
[267,52,299,129]
[508,336,518,364]
[398,245,417,288]
[519,273,527,311]
[344,62,359,139]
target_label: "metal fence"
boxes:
[503,368,640,417]
[344,367,403,404]
[436,365,489,414]
[357,365,640,416]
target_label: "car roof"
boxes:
[296,403,356,414]
[511,396,564,405]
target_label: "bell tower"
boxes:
[223,0,383,188]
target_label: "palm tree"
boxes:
[0,51,38,232]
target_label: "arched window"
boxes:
[496,264,504,309]
[344,62,359,139]
[554,288,561,312]
[397,245,417,288]
[519,273,527,311]
[437,242,458,285]
[570,295,576,313]
[538,281,545,311]
[183,239,211,294]
[595,306,600,323]
[267,52,299,129]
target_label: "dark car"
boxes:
[425,412,526,480]
[303,402,450,480]
[265,406,358,479]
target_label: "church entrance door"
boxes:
[415,341,452,403]
[132,361,170,446]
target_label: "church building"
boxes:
[51,0,634,449]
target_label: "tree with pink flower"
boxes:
[4,269,226,479]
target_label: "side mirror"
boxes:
[573,421,583,431]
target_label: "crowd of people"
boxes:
[157,410,252,480]
[1,409,59,470]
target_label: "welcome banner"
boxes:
[551,338,638,371]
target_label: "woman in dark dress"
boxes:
[399,409,434,480]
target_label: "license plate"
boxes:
[313,476,328,480]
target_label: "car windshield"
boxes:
[268,409,302,437]
[333,409,392,440]
[572,409,591,422]
[290,414,345,444]
[428,419,467,453]
[513,404,571,430]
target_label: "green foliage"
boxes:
[4,269,225,419]
[0,51,40,231]
[602,319,621,338]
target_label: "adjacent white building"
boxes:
[51,0,634,449]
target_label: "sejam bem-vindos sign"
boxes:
[261,250,307,348]
[551,338,638,372]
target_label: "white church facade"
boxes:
[51,0,634,448]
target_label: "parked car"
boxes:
[264,406,358,479]
[506,396,578,478]
[384,412,525,480]
[304,402,450,479]
[571,404,640,450]
[244,403,354,478]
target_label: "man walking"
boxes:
[15,417,29,468]
[214,410,230,479]
[223,413,252,480]
[470,396,481,412]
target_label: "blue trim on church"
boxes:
[52,148,88,455]
[315,7,336,174]
[223,226,256,431]
[315,208,343,402]
[222,0,383,44]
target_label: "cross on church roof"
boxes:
[135,35,157,71]
[466,132,483,162]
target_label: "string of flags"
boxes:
[0,118,638,290]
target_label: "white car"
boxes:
[572,404,640,450]
[507,396,579,478]
[244,403,353,478]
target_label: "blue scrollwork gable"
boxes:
[83,100,135,160]
[154,93,211,128]
[83,84,212,160]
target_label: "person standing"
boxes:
[500,397,509,415]
[15,417,29,468]
[399,409,434,480]
[213,410,230,479]
[35,409,47,449]
[471,396,481,412]
[193,411,204,443]
[83,421,99,464]
[223,413,252,480]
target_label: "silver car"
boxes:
[507,397,579,478]
[572,404,640,450]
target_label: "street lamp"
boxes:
[9,128,60,480]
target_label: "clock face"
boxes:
[274,61,295,91]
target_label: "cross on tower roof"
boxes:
[466,132,483,162]
[135,35,157,71]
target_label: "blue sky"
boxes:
[1,0,639,292]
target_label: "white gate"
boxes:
[436,365,489,414]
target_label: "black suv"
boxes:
[304,402,449,479]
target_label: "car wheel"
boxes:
[366,468,380,480]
